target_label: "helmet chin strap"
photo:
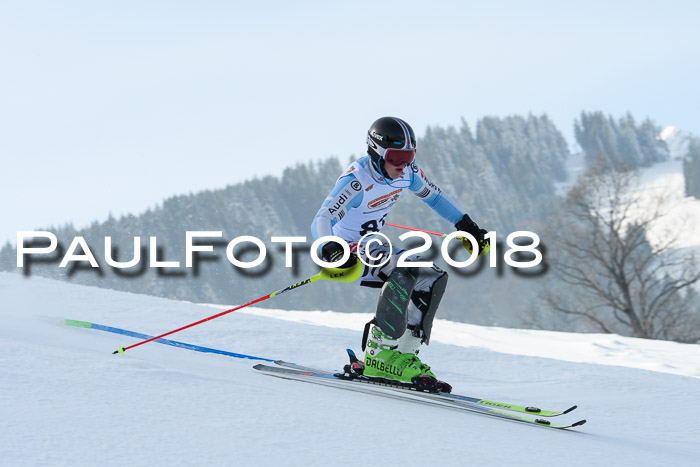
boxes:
[379,159,396,180]
[369,154,393,181]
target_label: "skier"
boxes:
[311,117,489,392]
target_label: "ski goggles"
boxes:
[383,148,416,167]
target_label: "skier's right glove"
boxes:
[455,214,490,257]
[320,241,358,269]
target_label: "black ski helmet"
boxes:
[366,117,417,165]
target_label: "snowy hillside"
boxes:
[639,127,700,250]
[634,157,700,250]
[2,273,700,466]
[558,126,700,252]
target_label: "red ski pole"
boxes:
[384,222,449,237]
[385,222,488,256]
[112,263,362,355]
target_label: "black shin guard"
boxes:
[374,266,419,338]
[412,271,448,344]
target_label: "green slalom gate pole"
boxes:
[112,262,363,355]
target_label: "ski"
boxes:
[272,360,577,418]
[254,364,586,430]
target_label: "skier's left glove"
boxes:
[320,241,358,269]
[455,214,490,257]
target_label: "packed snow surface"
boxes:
[2,273,700,466]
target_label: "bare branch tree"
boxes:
[542,164,700,342]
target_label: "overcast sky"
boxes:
[2,0,699,246]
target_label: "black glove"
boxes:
[455,214,486,240]
[321,241,357,269]
[455,214,490,256]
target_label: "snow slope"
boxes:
[2,272,700,466]
[634,156,700,250]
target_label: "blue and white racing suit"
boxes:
[311,155,466,328]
